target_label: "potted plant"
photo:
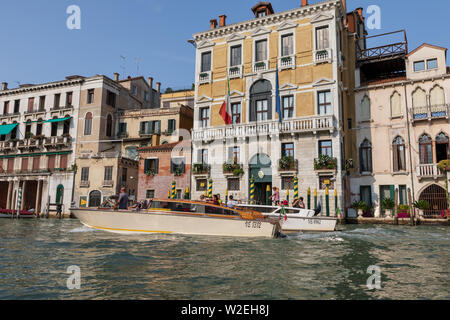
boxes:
[352,201,368,218]
[255,61,266,69]
[413,200,430,218]
[314,155,337,171]
[25,132,34,140]
[232,167,244,177]
[380,198,395,218]
[281,56,292,64]
[279,156,295,171]
[437,160,450,172]
[145,169,156,177]
[398,205,410,218]
[173,169,183,177]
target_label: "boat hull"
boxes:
[271,214,338,232]
[71,209,280,238]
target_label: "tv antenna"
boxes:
[135,58,141,76]
[120,55,126,75]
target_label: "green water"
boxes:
[0,219,448,300]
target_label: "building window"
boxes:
[436,133,449,163]
[3,101,9,115]
[54,94,61,109]
[104,166,113,181]
[359,139,373,173]
[282,96,294,119]
[14,100,20,114]
[131,85,137,96]
[360,96,371,121]
[119,122,127,135]
[318,91,331,115]
[281,34,294,57]
[257,11,266,18]
[393,136,406,172]
[81,167,89,181]
[63,118,70,135]
[66,92,73,106]
[427,59,438,70]
[231,103,241,124]
[282,143,294,158]
[168,119,176,133]
[228,178,240,191]
[87,89,95,104]
[282,176,294,190]
[399,185,407,205]
[39,96,45,110]
[390,91,402,117]
[200,107,210,128]
[255,39,268,62]
[171,157,186,174]
[228,146,240,164]
[201,51,212,72]
[32,157,40,171]
[196,179,207,192]
[28,97,35,112]
[84,112,93,135]
[106,114,113,137]
[414,61,425,72]
[319,176,335,190]
[230,45,242,67]
[106,90,116,107]
[48,155,56,171]
[51,118,58,137]
[319,140,333,157]
[256,99,269,121]
[360,186,372,207]
[144,159,159,174]
[140,120,161,135]
[199,149,208,165]
[419,134,433,164]
[146,190,155,199]
[89,190,102,208]
[316,26,329,50]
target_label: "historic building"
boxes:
[0,77,82,214]
[189,0,362,213]
[350,41,450,218]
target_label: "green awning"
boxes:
[44,117,71,123]
[0,123,18,135]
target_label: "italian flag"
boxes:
[219,76,232,125]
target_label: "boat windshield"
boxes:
[149,201,240,217]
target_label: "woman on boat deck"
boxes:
[269,187,280,206]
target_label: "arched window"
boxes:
[390,91,402,117]
[56,185,64,205]
[419,134,433,164]
[360,96,371,121]
[430,86,446,117]
[359,139,372,173]
[88,190,102,208]
[51,117,58,137]
[63,117,71,135]
[10,121,18,140]
[250,80,272,122]
[0,122,6,141]
[106,114,113,137]
[412,88,427,119]
[84,112,92,136]
[436,132,449,162]
[36,119,43,136]
[393,136,406,172]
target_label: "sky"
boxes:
[0,0,449,91]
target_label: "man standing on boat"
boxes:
[118,188,129,210]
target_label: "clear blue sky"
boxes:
[0,0,449,91]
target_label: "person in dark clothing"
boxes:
[118,188,129,210]
[293,197,306,209]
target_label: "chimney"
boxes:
[219,15,227,27]
[114,73,120,82]
[148,77,154,89]
[156,82,161,94]
[301,0,308,7]
[210,19,218,30]
[356,7,364,20]
[1,82,7,91]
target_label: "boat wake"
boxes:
[69,226,98,233]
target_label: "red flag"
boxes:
[219,76,232,125]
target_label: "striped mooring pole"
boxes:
[16,187,23,218]
[250,175,255,204]
[307,187,311,210]
[294,175,299,200]
[208,179,213,199]
[335,189,338,217]
[225,189,228,204]
[325,187,330,217]
[168,190,171,199]
[286,189,290,206]
[184,187,190,200]
[266,185,271,206]
[314,188,318,210]
[171,181,176,199]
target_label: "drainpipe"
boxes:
[404,83,416,203]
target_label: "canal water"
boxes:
[0,219,448,300]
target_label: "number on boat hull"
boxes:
[245,221,262,229]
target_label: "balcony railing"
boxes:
[192,115,335,142]
[228,65,243,79]
[253,60,268,73]
[24,108,46,115]
[139,130,161,137]
[417,164,444,179]
[0,140,18,151]
[17,138,42,150]
[192,163,210,175]
[102,180,114,187]
[80,181,90,188]
[44,135,72,148]
[199,71,212,84]
[279,55,296,70]
[411,104,449,122]
[314,48,332,64]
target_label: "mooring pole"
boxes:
[394,188,399,225]
[408,188,414,226]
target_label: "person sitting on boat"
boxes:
[293,197,306,209]
[227,195,237,209]
[117,188,129,210]
[211,195,220,205]
[199,195,206,202]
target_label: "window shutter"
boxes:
[144,159,150,172]
[393,145,398,172]
[155,159,159,174]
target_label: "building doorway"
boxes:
[89,190,102,207]
[419,184,448,218]
[249,154,272,205]
[56,184,64,205]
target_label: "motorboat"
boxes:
[70,199,283,238]
[0,209,35,219]
[235,204,338,232]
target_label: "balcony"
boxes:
[24,108,46,116]
[17,138,42,150]
[192,163,210,175]
[192,115,335,142]
[80,181,90,188]
[44,135,72,148]
[411,104,449,122]
[279,55,296,70]
[314,155,338,172]
[278,157,298,173]
[117,132,129,139]
[314,49,332,65]
[0,140,18,152]
[416,164,444,180]
[253,60,268,73]
[139,130,160,137]
[228,65,243,79]
[102,180,114,187]
[223,163,244,176]
[198,71,212,85]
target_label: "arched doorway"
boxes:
[56,184,64,205]
[419,184,447,218]
[250,80,272,122]
[249,154,272,205]
[88,190,102,208]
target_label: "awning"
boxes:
[0,123,18,135]
[43,117,71,123]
